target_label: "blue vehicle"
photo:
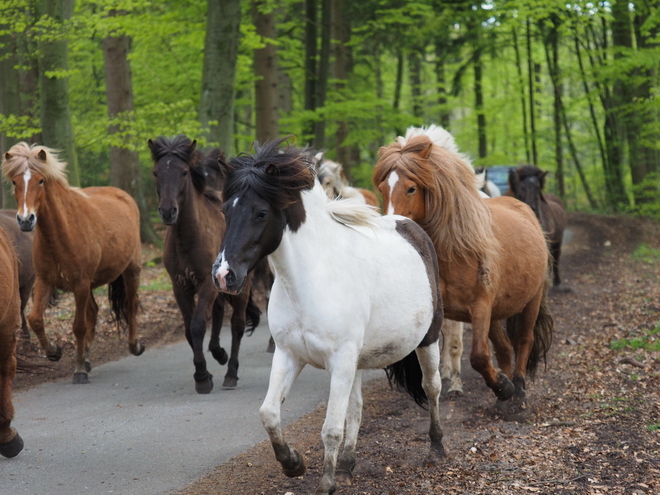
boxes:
[484,165,516,195]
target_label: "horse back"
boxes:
[543,193,567,243]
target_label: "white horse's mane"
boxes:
[311,183,380,228]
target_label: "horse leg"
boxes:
[511,287,544,399]
[260,347,306,477]
[488,319,513,378]
[18,281,32,340]
[416,343,446,463]
[222,290,249,389]
[316,348,360,495]
[550,242,562,286]
[190,286,215,394]
[82,291,99,373]
[72,284,93,383]
[0,320,23,458]
[122,262,144,356]
[470,303,515,401]
[440,319,463,395]
[27,279,61,361]
[209,295,228,365]
[336,370,363,486]
[172,285,195,349]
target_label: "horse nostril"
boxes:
[226,269,235,285]
[29,214,36,222]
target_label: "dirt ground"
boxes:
[13,212,660,495]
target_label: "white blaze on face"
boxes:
[232,196,239,208]
[214,249,230,290]
[22,168,32,217]
[386,171,399,216]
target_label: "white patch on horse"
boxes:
[214,250,230,290]
[22,168,32,217]
[232,197,239,208]
[386,171,399,216]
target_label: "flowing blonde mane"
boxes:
[374,133,499,269]
[2,142,69,185]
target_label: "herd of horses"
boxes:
[0,126,567,495]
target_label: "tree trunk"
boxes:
[526,18,538,165]
[393,49,403,111]
[37,0,80,186]
[313,0,331,149]
[253,1,279,144]
[409,48,423,119]
[543,14,565,197]
[474,47,487,159]
[103,15,159,245]
[511,26,530,163]
[303,0,318,143]
[200,0,240,154]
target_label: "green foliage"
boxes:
[632,244,660,264]
[610,322,660,352]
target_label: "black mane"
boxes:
[149,134,224,201]
[225,138,316,232]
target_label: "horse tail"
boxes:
[385,350,428,408]
[108,274,129,329]
[506,280,554,380]
[245,290,261,336]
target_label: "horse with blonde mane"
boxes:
[2,143,144,384]
[314,152,380,207]
[374,126,553,403]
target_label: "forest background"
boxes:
[0,0,658,244]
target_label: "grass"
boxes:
[610,321,660,351]
[140,272,173,292]
[632,243,660,264]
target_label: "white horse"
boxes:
[475,166,502,197]
[314,152,380,207]
[212,139,446,495]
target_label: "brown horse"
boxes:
[2,142,144,384]
[149,135,260,393]
[374,126,553,402]
[0,226,23,458]
[506,165,567,287]
[0,210,34,340]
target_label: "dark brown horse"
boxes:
[0,210,34,340]
[0,226,23,458]
[506,165,567,287]
[149,135,260,393]
[2,143,144,384]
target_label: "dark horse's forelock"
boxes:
[225,138,316,232]
[150,135,207,193]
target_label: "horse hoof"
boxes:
[335,470,353,486]
[72,372,89,384]
[211,347,228,366]
[195,375,214,394]
[130,342,145,356]
[282,449,307,477]
[494,374,514,401]
[513,376,526,398]
[222,376,238,389]
[47,344,63,362]
[0,431,24,458]
[84,361,92,373]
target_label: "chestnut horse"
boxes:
[2,143,144,384]
[148,135,260,393]
[0,226,23,458]
[0,210,34,339]
[506,165,567,287]
[374,126,553,402]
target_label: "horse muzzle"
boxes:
[158,206,178,225]
[16,213,36,232]
[212,264,245,295]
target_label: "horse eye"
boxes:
[407,186,416,194]
[152,171,158,178]
[39,179,45,185]
[256,211,267,221]
[11,180,16,186]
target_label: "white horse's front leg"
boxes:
[316,348,359,495]
[259,347,306,477]
[336,370,363,486]
[416,343,446,463]
[440,319,464,395]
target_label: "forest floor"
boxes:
[14,212,660,495]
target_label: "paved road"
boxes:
[1,321,380,495]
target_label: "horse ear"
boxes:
[540,170,548,188]
[508,168,519,192]
[38,149,47,161]
[4,152,11,161]
[147,139,155,152]
[217,155,233,178]
[418,142,433,160]
[189,140,197,153]
[265,163,278,175]
[314,151,324,164]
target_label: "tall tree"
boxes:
[37,0,80,186]
[200,0,240,154]
[103,10,159,244]
[253,1,279,143]
[313,0,332,149]
[303,0,318,144]
[526,18,538,165]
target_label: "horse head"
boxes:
[148,135,205,225]
[212,137,315,295]
[508,165,547,218]
[2,143,68,232]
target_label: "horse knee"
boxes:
[259,404,279,431]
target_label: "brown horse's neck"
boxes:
[170,186,222,252]
[34,181,82,253]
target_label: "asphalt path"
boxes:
[1,319,380,495]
